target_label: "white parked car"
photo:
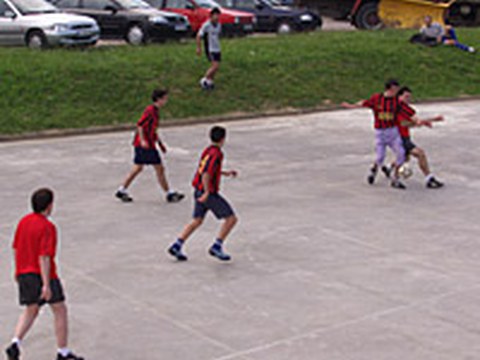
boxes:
[0,0,100,48]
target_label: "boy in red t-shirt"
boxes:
[168,126,238,261]
[5,189,83,360]
[115,89,184,203]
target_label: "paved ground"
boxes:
[1,100,479,360]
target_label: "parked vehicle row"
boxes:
[0,0,322,48]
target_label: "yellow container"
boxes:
[379,0,455,29]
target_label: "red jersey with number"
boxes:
[133,105,159,149]
[192,145,223,193]
[397,103,417,138]
[362,93,413,130]
[12,213,58,279]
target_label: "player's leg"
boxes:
[369,130,386,185]
[5,304,40,360]
[206,60,220,81]
[50,302,83,360]
[411,147,444,188]
[390,130,407,189]
[116,164,144,202]
[152,164,184,203]
[208,194,237,261]
[168,191,208,261]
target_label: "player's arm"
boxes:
[157,131,167,153]
[341,100,365,109]
[198,172,211,203]
[409,114,444,128]
[39,256,52,301]
[137,126,149,148]
[222,170,238,177]
[196,28,204,56]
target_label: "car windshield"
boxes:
[196,0,221,9]
[10,0,58,14]
[115,0,151,9]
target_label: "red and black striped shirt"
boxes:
[192,145,223,193]
[133,105,159,149]
[362,93,413,130]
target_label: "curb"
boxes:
[1,96,479,143]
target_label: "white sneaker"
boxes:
[468,47,476,53]
[200,77,209,89]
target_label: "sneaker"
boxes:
[166,192,185,203]
[367,166,378,185]
[115,191,133,203]
[468,46,476,54]
[200,78,209,90]
[391,179,407,190]
[56,352,84,360]
[426,177,444,189]
[5,343,20,360]
[209,246,231,262]
[381,165,392,179]
[168,244,188,261]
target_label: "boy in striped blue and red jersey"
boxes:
[115,89,184,203]
[168,126,238,262]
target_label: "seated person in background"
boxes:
[411,16,475,53]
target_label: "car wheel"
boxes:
[26,30,48,50]
[277,22,292,34]
[354,2,382,30]
[126,25,146,45]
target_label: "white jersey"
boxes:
[199,20,222,53]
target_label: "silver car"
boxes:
[0,0,100,48]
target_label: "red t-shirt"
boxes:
[192,145,223,193]
[132,105,159,149]
[362,93,413,130]
[12,213,58,279]
[397,102,417,138]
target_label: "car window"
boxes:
[196,0,220,8]
[55,0,80,8]
[82,0,113,9]
[236,0,255,8]
[9,0,57,14]
[165,0,189,8]
[0,0,13,16]
[216,0,231,7]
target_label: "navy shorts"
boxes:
[134,147,162,165]
[207,52,222,63]
[193,190,234,220]
[17,273,65,306]
[402,137,417,155]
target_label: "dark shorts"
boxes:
[206,52,222,63]
[17,273,65,306]
[134,147,162,165]
[193,190,234,220]
[402,137,417,155]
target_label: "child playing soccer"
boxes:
[5,188,84,360]
[168,126,238,262]
[342,79,412,190]
[383,86,445,189]
[115,89,184,203]
[197,8,222,91]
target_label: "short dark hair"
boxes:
[398,86,412,96]
[210,126,226,143]
[31,188,54,213]
[210,7,221,15]
[385,79,400,90]
[152,89,168,102]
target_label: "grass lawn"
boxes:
[0,29,479,135]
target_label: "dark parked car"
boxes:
[216,0,321,33]
[280,0,381,29]
[50,0,191,44]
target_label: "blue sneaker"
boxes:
[208,246,231,261]
[168,244,188,261]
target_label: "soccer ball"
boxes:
[398,163,413,179]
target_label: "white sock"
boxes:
[425,174,434,183]
[167,190,176,196]
[12,337,21,346]
[118,186,127,194]
[206,78,214,85]
[58,348,71,357]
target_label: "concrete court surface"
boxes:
[0,100,479,360]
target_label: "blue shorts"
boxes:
[134,147,162,165]
[207,52,222,63]
[193,190,234,220]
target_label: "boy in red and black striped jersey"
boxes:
[115,89,184,203]
[5,189,84,360]
[168,126,238,262]
[385,86,444,189]
[342,79,412,189]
